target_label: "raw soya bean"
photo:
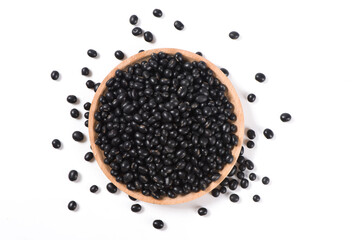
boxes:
[129,15,138,25]
[229,193,239,202]
[90,185,98,193]
[83,102,91,111]
[84,152,94,161]
[211,188,220,197]
[253,195,260,202]
[220,186,227,194]
[280,113,292,122]
[174,20,184,30]
[220,68,229,76]
[247,93,256,103]
[81,67,90,76]
[86,80,95,89]
[247,129,256,139]
[196,52,203,56]
[255,73,266,82]
[67,95,77,104]
[72,131,84,141]
[246,140,255,149]
[240,179,249,189]
[84,112,89,119]
[129,196,137,201]
[52,139,61,149]
[229,31,239,39]
[68,201,77,211]
[153,220,164,229]
[114,50,125,60]
[68,170,78,181]
[229,179,238,190]
[87,49,97,58]
[84,120,88,127]
[153,9,162,17]
[131,204,142,212]
[263,128,274,139]
[94,83,100,92]
[51,71,59,80]
[144,31,154,42]
[198,207,208,216]
[262,176,270,185]
[249,173,256,181]
[106,183,117,193]
[132,27,143,36]
[70,108,79,118]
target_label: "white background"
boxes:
[0,0,359,239]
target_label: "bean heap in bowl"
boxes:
[94,52,238,199]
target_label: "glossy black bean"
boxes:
[72,131,83,141]
[255,73,266,82]
[115,50,125,60]
[174,20,184,30]
[253,194,260,202]
[106,183,117,193]
[67,95,77,103]
[153,219,164,229]
[247,129,256,139]
[198,207,207,216]
[129,15,138,25]
[84,102,91,111]
[81,67,90,76]
[262,176,270,185]
[249,173,256,181]
[84,152,94,161]
[211,188,220,197]
[229,31,239,39]
[240,179,249,189]
[70,108,80,118]
[229,179,238,190]
[68,170,78,181]
[68,201,77,211]
[90,185,98,193]
[87,49,97,58]
[144,31,153,42]
[280,113,292,122]
[230,193,239,202]
[131,204,142,212]
[51,71,59,80]
[153,9,162,17]
[263,128,274,139]
[246,140,255,148]
[132,27,143,36]
[220,68,229,76]
[52,139,61,149]
[220,186,227,194]
[247,93,256,103]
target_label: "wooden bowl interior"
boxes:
[89,48,244,205]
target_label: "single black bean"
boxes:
[229,179,238,190]
[220,68,229,76]
[230,193,239,202]
[132,27,143,36]
[131,204,142,212]
[87,49,97,58]
[247,93,256,103]
[153,219,164,229]
[255,73,266,82]
[84,112,89,119]
[247,129,256,139]
[72,131,84,141]
[90,185,98,193]
[220,186,227,194]
[240,179,249,189]
[153,9,162,17]
[84,152,94,161]
[249,173,256,181]
[67,95,77,104]
[51,71,59,80]
[68,201,77,211]
[68,170,78,181]
[246,140,255,148]
[263,128,274,139]
[280,113,292,122]
[106,183,117,193]
[198,207,207,216]
[81,67,90,76]
[144,31,153,42]
[253,194,260,202]
[211,188,220,197]
[196,52,202,56]
[70,108,79,118]
[229,31,239,39]
[129,15,138,25]
[115,50,125,60]
[52,139,61,149]
[174,20,184,30]
[84,102,91,111]
[129,196,137,201]
[86,80,95,89]
[262,176,270,185]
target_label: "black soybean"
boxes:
[81,67,90,76]
[247,129,256,139]
[132,27,143,36]
[84,112,89,119]
[240,179,249,189]
[51,71,59,80]
[144,31,153,42]
[84,152,94,161]
[249,173,256,181]
[246,140,255,149]
[68,170,78,181]
[211,188,220,197]
[229,31,239,39]
[68,201,77,211]
[263,128,274,139]
[67,95,77,104]
[106,183,117,193]
[196,52,202,56]
[70,108,79,118]
[86,80,95,89]
[280,113,292,122]
[174,20,184,30]
[153,220,164,229]
[84,102,91,111]
[247,93,256,103]
[262,177,270,185]
[230,194,239,202]
[52,139,61,149]
[72,131,84,141]
[253,194,260,202]
[255,73,266,82]
[90,185,98,193]
[198,207,207,216]
[131,204,142,212]
[87,49,97,58]
[129,15,138,25]
[129,196,137,201]
[220,68,229,76]
[115,50,125,60]
[153,9,162,17]
[220,186,227,194]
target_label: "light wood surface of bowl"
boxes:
[89,48,244,205]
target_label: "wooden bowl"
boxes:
[89,48,244,205]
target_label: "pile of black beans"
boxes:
[93,51,239,199]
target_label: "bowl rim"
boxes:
[89,48,244,205]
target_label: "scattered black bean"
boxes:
[144,31,153,42]
[90,185,98,193]
[262,176,270,185]
[81,67,90,76]
[245,160,254,170]
[247,93,256,103]
[84,152,94,161]
[153,220,164,229]
[67,95,77,104]
[132,27,143,36]
[68,170,78,181]
[246,140,255,149]
[249,173,256,181]
[52,139,61,149]
[115,50,125,60]
[87,49,97,58]
[70,108,80,118]
[228,166,237,177]
[84,120,88,127]
[196,52,202,56]
[229,179,239,190]
[220,186,227,194]
[129,15,138,25]
[153,9,162,17]
[85,80,95,89]
[198,207,207,216]
[68,201,77,211]
[139,50,144,53]
[94,83,100,92]
[236,171,244,180]
[255,73,266,83]
[263,128,274,139]
[230,193,239,202]
[84,112,89,119]
[240,179,249,189]
[253,194,260,202]
[240,146,244,156]
[280,113,292,122]
[229,31,239,39]
[174,20,184,30]
[72,131,84,141]
[131,204,142,212]
[220,68,229,76]
[106,182,117,193]
[84,102,91,111]
[129,196,137,201]
[211,188,220,197]
[51,71,59,80]
[247,129,256,139]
